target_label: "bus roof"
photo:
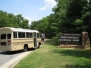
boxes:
[1,27,39,33]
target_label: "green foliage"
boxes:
[74,19,83,26]
[30,15,58,38]
[52,33,61,45]
[0,10,29,29]
[30,0,91,42]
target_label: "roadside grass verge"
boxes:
[14,39,91,68]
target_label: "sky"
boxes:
[0,0,57,25]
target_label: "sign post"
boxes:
[82,32,90,49]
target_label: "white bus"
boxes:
[0,27,41,51]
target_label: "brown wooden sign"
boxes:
[59,33,82,45]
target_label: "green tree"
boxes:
[30,0,91,39]
[0,10,29,29]
[0,10,8,27]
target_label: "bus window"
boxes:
[30,33,32,38]
[1,34,6,39]
[22,32,25,38]
[33,33,36,38]
[7,34,11,39]
[26,33,32,38]
[13,32,17,38]
[18,32,25,38]
[37,33,40,38]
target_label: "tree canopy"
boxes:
[30,0,91,39]
[0,10,29,29]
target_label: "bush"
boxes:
[52,33,61,45]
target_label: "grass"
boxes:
[14,39,91,68]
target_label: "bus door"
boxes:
[0,33,11,47]
[33,32,37,48]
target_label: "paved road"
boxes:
[0,50,24,67]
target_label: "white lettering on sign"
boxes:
[73,39,79,41]
[59,33,82,45]
[60,39,71,41]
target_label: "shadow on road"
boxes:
[0,48,35,55]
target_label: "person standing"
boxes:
[41,33,45,44]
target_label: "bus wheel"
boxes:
[23,45,28,52]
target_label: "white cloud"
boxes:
[14,14,17,16]
[39,5,48,10]
[25,17,37,25]
[39,0,57,10]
